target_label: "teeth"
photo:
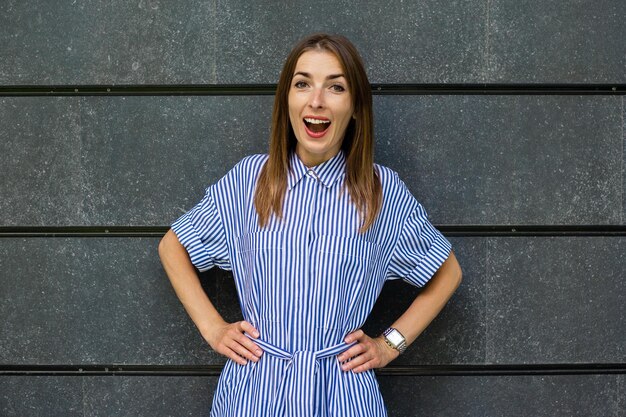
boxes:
[304,118,331,124]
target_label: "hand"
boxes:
[337,329,400,373]
[205,320,263,366]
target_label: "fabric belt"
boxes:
[246,335,356,417]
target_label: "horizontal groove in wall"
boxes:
[0,84,624,96]
[437,225,626,237]
[0,226,169,238]
[1,363,625,377]
[1,225,625,238]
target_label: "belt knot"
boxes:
[288,350,318,372]
[244,335,357,416]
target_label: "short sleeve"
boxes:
[386,203,451,287]
[171,187,231,272]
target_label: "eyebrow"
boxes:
[293,71,346,80]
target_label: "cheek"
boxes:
[288,96,303,124]
[288,108,299,128]
[337,105,354,130]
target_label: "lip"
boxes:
[304,123,329,138]
[303,115,331,139]
[304,115,330,121]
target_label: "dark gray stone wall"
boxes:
[1,96,623,226]
[2,375,623,417]
[2,1,625,83]
[1,1,624,416]
[1,237,624,367]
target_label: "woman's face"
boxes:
[288,50,354,167]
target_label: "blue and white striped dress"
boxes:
[172,150,451,417]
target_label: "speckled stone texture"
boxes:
[486,237,626,364]
[0,96,272,226]
[0,97,84,225]
[0,376,216,417]
[0,238,226,365]
[1,1,625,415]
[1,375,623,416]
[487,0,626,83]
[2,1,624,84]
[0,1,218,84]
[1,237,624,366]
[212,0,487,84]
[378,374,625,417]
[364,237,487,365]
[374,95,624,225]
[1,237,473,366]
[82,376,216,416]
[1,95,622,226]
[623,98,626,224]
[0,376,83,417]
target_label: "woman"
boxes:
[159,33,462,417]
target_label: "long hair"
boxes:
[254,33,381,232]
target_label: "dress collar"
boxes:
[287,151,346,190]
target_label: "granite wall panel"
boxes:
[82,376,216,417]
[0,376,83,417]
[1,237,478,366]
[0,97,84,225]
[0,376,215,417]
[0,1,217,84]
[1,237,624,366]
[364,237,487,366]
[2,1,624,84]
[1,374,622,416]
[1,95,622,226]
[0,95,272,226]
[212,0,487,84]
[78,96,270,225]
[375,95,623,225]
[379,374,624,417]
[623,96,626,224]
[486,236,626,364]
[0,238,222,365]
[1,1,624,414]
[487,0,626,83]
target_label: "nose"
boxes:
[309,87,325,109]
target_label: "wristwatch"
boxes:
[383,327,407,354]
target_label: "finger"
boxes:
[337,343,366,362]
[239,321,260,338]
[235,333,263,358]
[344,329,364,344]
[228,338,262,362]
[340,352,370,371]
[224,347,248,366]
[343,347,383,373]
[350,359,377,374]
[220,324,262,356]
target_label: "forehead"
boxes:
[293,50,345,76]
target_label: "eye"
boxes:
[330,84,346,92]
[294,80,308,88]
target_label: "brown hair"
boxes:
[254,33,381,232]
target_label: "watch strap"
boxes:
[383,327,407,354]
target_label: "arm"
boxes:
[338,250,462,372]
[158,229,263,365]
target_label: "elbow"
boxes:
[158,229,175,261]
[447,250,463,291]
[453,263,463,290]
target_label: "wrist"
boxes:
[382,327,407,355]
[379,336,400,356]
[199,318,228,344]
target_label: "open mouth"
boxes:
[304,117,331,134]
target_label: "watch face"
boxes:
[386,330,404,347]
